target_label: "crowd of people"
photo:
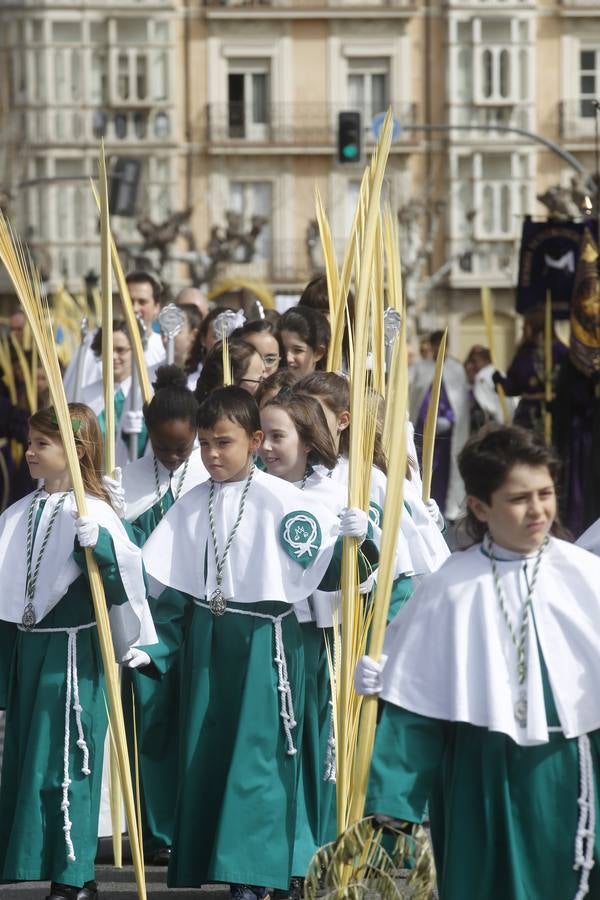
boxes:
[0,269,599,900]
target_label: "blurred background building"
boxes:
[0,0,598,365]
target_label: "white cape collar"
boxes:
[0,489,155,657]
[382,538,600,746]
[123,449,208,523]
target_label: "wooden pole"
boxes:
[544,290,553,446]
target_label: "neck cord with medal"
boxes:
[485,532,548,727]
[207,462,255,615]
[22,488,69,629]
[153,455,190,519]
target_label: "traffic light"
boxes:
[337,111,361,164]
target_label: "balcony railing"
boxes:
[205,102,419,148]
[204,0,414,8]
[18,106,175,146]
[448,103,535,138]
[560,0,600,8]
[559,100,599,141]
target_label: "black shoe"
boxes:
[46,882,98,900]
[272,879,302,900]
[230,886,259,900]
[147,847,171,866]
[288,877,304,900]
[230,885,272,900]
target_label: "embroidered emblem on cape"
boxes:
[280,511,322,568]
[368,501,383,528]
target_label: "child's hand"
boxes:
[426,497,444,531]
[102,466,126,518]
[72,513,99,548]
[354,654,388,696]
[122,648,151,669]
[339,506,368,541]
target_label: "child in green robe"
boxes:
[136,387,367,900]
[356,424,600,900]
[121,365,206,864]
[0,403,153,900]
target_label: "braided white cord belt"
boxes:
[323,628,338,784]
[574,734,596,900]
[194,600,298,755]
[17,621,96,862]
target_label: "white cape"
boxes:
[0,490,156,660]
[402,476,450,576]
[123,449,208,523]
[65,331,166,401]
[143,468,340,605]
[81,374,154,470]
[324,457,415,577]
[381,538,600,746]
[577,519,600,555]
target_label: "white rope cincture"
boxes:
[574,734,596,900]
[273,616,297,756]
[18,621,96,862]
[323,629,338,784]
[195,600,298,754]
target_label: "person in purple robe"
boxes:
[493,308,568,435]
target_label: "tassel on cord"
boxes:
[573,734,596,900]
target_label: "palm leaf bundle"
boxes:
[420,329,447,504]
[0,211,147,899]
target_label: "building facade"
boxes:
[0,0,598,365]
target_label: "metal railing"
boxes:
[205,102,419,146]
[204,0,415,8]
[19,106,175,146]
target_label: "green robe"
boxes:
[0,528,133,886]
[122,489,179,853]
[367,659,600,900]
[140,593,304,889]
[292,537,381,875]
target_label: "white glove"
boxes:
[121,410,144,435]
[339,506,369,541]
[354,654,388,696]
[435,416,452,435]
[122,648,151,669]
[102,466,126,518]
[425,497,445,531]
[73,514,100,548]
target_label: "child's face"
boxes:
[26,427,68,483]
[259,406,309,482]
[468,463,556,554]
[243,332,281,378]
[280,329,324,377]
[150,418,197,473]
[199,417,262,483]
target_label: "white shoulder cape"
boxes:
[143,467,340,605]
[123,449,208,522]
[81,374,154,470]
[0,490,156,659]
[323,457,414,577]
[293,469,346,626]
[577,519,600,555]
[402,476,450,576]
[382,538,600,746]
